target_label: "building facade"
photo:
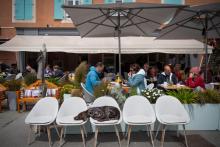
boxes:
[0,0,219,71]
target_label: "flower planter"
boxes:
[71,89,81,97]
[6,91,18,111]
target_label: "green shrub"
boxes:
[94,82,109,98]
[4,80,22,91]
[24,73,37,86]
[74,61,88,88]
[195,89,220,104]
[60,84,75,99]
[47,77,60,86]
[166,89,197,104]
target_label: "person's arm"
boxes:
[157,74,163,84]
[186,77,196,88]
[90,73,101,86]
[172,74,178,84]
[128,75,143,87]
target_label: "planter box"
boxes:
[66,104,220,134]
[6,91,18,111]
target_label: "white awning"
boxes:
[0,35,212,54]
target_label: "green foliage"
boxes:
[4,80,22,91]
[47,77,60,86]
[110,86,127,105]
[130,87,137,96]
[142,88,164,103]
[24,73,37,86]
[94,82,109,98]
[166,89,197,104]
[195,89,220,104]
[60,84,75,99]
[74,61,88,88]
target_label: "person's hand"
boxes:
[128,72,132,77]
[102,78,107,83]
[189,73,194,78]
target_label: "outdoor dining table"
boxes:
[159,84,192,90]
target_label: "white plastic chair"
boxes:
[155,95,190,147]
[56,97,88,147]
[123,95,156,147]
[90,96,122,147]
[146,83,154,90]
[25,97,59,147]
[81,82,95,104]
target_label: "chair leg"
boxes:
[148,125,154,147]
[59,127,64,147]
[146,125,150,137]
[154,123,161,140]
[53,123,60,138]
[114,125,121,147]
[47,126,52,147]
[94,127,99,147]
[183,125,189,147]
[27,125,32,145]
[82,125,88,138]
[161,125,166,147]
[80,126,86,147]
[127,125,132,147]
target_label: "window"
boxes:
[63,0,81,22]
[12,0,36,23]
[122,0,135,3]
[162,0,185,5]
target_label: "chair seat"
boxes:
[126,115,154,124]
[91,118,119,124]
[160,114,188,124]
[25,116,53,124]
[57,116,84,124]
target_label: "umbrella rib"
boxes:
[120,11,148,36]
[157,16,200,39]
[76,13,106,27]
[100,9,117,27]
[123,10,161,25]
[88,21,115,28]
[120,9,143,27]
[209,19,220,37]
[122,20,150,28]
[81,11,117,37]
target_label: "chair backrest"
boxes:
[92,96,120,109]
[155,95,190,123]
[146,83,154,90]
[57,97,87,118]
[81,82,95,103]
[123,95,155,119]
[26,97,58,121]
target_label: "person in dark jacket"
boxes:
[85,62,105,94]
[157,64,177,85]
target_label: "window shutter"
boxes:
[15,0,25,20]
[24,0,33,20]
[123,0,133,3]
[163,0,183,5]
[104,0,116,4]
[83,0,92,5]
[54,0,64,19]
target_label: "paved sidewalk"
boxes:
[0,111,220,147]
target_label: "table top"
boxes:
[160,84,192,90]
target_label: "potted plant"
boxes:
[4,80,22,111]
[72,61,88,96]
[24,73,37,86]
[142,88,164,104]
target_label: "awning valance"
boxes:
[0,35,212,54]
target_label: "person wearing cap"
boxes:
[185,67,205,91]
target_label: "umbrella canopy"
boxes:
[156,2,220,82]
[157,3,220,40]
[63,2,187,74]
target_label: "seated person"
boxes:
[85,62,104,94]
[53,65,63,78]
[146,67,158,85]
[185,67,205,91]
[127,64,145,94]
[157,64,177,85]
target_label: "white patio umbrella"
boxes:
[157,3,220,82]
[63,2,186,75]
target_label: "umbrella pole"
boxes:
[204,13,208,83]
[117,10,122,75]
